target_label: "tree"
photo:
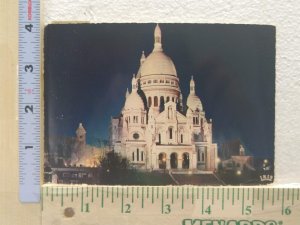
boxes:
[99,151,131,184]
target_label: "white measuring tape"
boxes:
[18,0,41,203]
[42,185,300,225]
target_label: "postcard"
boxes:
[44,23,275,185]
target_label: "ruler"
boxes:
[42,185,300,225]
[18,0,41,203]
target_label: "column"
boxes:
[178,157,182,169]
[166,157,171,169]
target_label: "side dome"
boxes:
[124,92,145,110]
[140,51,177,77]
[187,94,203,111]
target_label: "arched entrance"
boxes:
[170,153,178,169]
[158,153,166,169]
[182,152,190,169]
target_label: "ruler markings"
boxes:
[167,187,169,199]
[161,188,164,214]
[242,188,245,215]
[292,189,295,205]
[152,187,154,204]
[92,187,94,202]
[142,187,144,208]
[227,188,229,200]
[201,187,204,214]
[212,188,214,205]
[147,186,149,199]
[81,187,83,212]
[101,187,104,208]
[272,188,274,205]
[187,187,189,199]
[121,187,124,213]
[207,188,209,200]
[222,188,224,210]
[112,187,114,203]
[192,187,194,204]
[232,188,234,205]
[281,189,285,215]
[132,187,134,203]
[180,186,184,209]
[61,187,63,207]
[252,188,255,206]
[262,188,265,210]
[71,187,73,202]
[172,186,174,204]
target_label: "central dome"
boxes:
[140,51,177,77]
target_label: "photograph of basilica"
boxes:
[110,25,218,172]
[44,23,275,185]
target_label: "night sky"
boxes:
[44,23,275,159]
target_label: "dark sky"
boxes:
[44,23,275,159]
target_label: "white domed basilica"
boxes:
[110,25,218,172]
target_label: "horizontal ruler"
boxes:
[18,0,41,202]
[42,185,300,225]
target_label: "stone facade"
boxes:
[110,25,218,172]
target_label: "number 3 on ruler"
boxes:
[163,204,171,214]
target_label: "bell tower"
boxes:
[76,123,86,146]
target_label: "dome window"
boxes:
[154,80,158,83]
[148,80,152,84]
[160,80,164,83]
[166,80,170,83]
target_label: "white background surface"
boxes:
[0,1,300,224]
[43,0,300,185]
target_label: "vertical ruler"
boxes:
[18,0,41,203]
[42,185,300,225]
